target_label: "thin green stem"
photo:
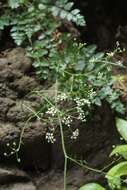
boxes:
[64,156,68,190]
[55,78,68,190]
[58,112,67,157]
[68,156,102,174]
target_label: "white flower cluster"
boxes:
[106,52,114,58]
[62,115,73,127]
[74,97,91,107]
[74,97,90,122]
[71,129,79,140]
[57,93,68,102]
[46,106,58,116]
[45,132,56,143]
[77,108,86,122]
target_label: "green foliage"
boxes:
[51,1,85,26]
[106,118,127,189]
[106,161,127,189]
[1,0,85,44]
[0,16,10,30]
[110,145,127,159]
[0,0,124,115]
[79,117,127,190]
[8,0,26,8]
[116,118,127,141]
[0,0,86,77]
[79,183,106,190]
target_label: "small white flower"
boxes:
[57,93,68,101]
[71,129,79,140]
[17,158,21,163]
[74,98,90,107]
[13,142,16,146]
[62,115,73,127]
[77,107,86,121]
[46,106,58,116]
[45,132,56,143]
[106,52,114,57]
[116,41,120,47]
[6,143,10,147]
[4,153,7,156]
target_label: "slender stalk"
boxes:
[64,156,68,190]
[58,113,67,158]
[55,77,68,190]
[68,156,102,174]
[57,110,69,190]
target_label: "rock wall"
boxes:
[0,48,51,170]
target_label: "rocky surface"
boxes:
[0,183,36,190]
[0,48,51,170]
[0,167,36,190]
[36,168,85,190]
[0,166,86,190]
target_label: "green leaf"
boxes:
[116,118,127,142]
[60,10,67,19]
[93,52,104,61]
[74,60,85,71]
[67,13,73,21]
[94,97,102,106]
[64,2,74,10]
[110,145,127,159]
[0,17,10,30]
[79,183,106,190]
[86,45,97,54]
[71,9,80,15]
[8,0,20,8]
[38,4,46,10]
[106,161,127,189]
[51,7,60,17]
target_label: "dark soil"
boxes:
[74,0,127,50]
